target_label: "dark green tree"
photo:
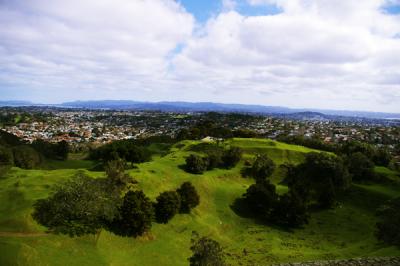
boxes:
[13,145,41,169]
[287,152,350,208]
[0,146,13,177]
[176,182,200,213]
[250,154,275,181]
[243,179,278,219]
[373,148,392,167]
[376,197,400,246]
[188,231,225,266]
[107,190,154,237]
[154,191,181,224]
[56,140,69,160]
[185,154,208,174]
[271,191,309,228]
[32,172,119,237]
[347,152,375,182]
[221,147,242,169]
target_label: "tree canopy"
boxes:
[32,172,119,237]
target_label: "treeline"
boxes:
[0,130,69,176]
[278,135,392,167]
[177,120,259,140]
[236,151,380,228]
[88,135,180,168]
[236,152,342,228]
[235,151,400,248]
[184,143,243,174]
[32,159,200,240]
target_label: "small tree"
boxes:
[154,191,181,224]
[185,154,208,174]
[376,197,400,246]
[107,190,154,237]
[104,158,136,192]
[176,182,200,213]
[250,154,275,181]
[188,231,225,266]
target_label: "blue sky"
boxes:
[179,0,282,22]
[0,0,400,112]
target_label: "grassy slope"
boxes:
[0,138,399,265]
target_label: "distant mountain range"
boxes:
[1,100,399,120]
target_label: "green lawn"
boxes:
[0,138,399,265]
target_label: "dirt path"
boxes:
[0,231,48,237]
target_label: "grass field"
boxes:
[0,138,399,265]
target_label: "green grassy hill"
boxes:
[0,138,399,265]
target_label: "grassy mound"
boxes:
[0,138,399,265]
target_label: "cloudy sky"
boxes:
[0,0,400,112]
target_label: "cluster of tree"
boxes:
[339,141,391,167]
[177,119,259,141]
[0,145,14,177]
[0,111,39,126]
[286,152,351,208]
[277,135,337,153]
[154,182,200,224]
[239,152,350,228]
[32,161,200,240]
[0,130,69,175]
[240,156,309,228]
[184,146,242,174]
[0,144,42,173]
[278,136,392,168]
[346,152,376,182]
[31,140,69,161]
[188,231,226,266]
[89,139,152,165]
[375,197,400,247]
[242,154,275,181]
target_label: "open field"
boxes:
[0,138,399,265]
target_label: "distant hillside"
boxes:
[0,100,33,106]
[1,99,399,119]
[61,100,400,119]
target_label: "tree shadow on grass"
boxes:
[229,198,295,232]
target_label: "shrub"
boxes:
[154,191,181,224]
[177,182,200,214]
[188,231,225,266]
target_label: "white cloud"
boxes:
[0,0,194,102]
[170,1,400,112]
[0,0,400,112]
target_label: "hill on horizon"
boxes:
[1,100,400,120]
